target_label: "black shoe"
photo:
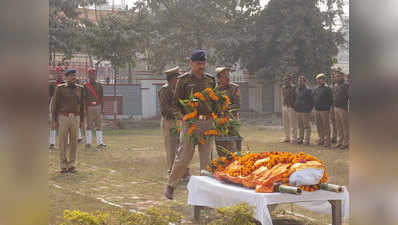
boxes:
[182,170,191,182]
[86,144,91,148]
[97,144,107,149]
[297,140,303,144]
[68,167,77,173]
[60,168,68,174]
[78,139,83,144]
[165,185,174,200]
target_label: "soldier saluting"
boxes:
[165,50,216,200]
[51,69,85,173]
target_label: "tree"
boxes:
[240,0,346,82]
[78,0,107,22]
[86,13,138,70]
[132,0,261,73]
[49,0,83,66]
[85,13,139,128]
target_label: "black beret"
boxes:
[64,69,76,76]
[190,50,206,61]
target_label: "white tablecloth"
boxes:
[187,176,349,225]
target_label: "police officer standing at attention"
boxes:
[313,73,333,147]
[214,67,241,155]
[280,74,297,144]
[294,75,314,145]
[165,50,216,200]
[333,71,350,149]
[329,71,338,144]
[84,68,106,149]
[158,67,191,179]
[51,69,85,173]
[49,66,65,151]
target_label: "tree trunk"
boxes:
[94,3,98,22]
[53,51,57,67]
[128,62,132,84]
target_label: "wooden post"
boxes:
[329,200,342,225]
[193,206,201,221]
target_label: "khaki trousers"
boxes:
[335,107,349,146]
[58,114,79,170]
[330,107,337,141]
[167,119,215,187]
[282,106,297,141]
[86,105,102,130]
[161,118,178,174]
[296,112,311,144]
[315,110,331,145]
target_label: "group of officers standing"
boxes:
[281,71,350,149]
[158,50,241,200]
[48,50,349,197]
[159,50,350,199]
[48,67,106,173]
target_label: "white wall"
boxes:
[141,80,159,118]
[249,83,263,113]
[273,83,282,113]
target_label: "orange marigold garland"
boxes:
[183,110,198,121]
[193,92,206,101]
[207,151,329,193]
[177,88,240,145]
[187,124,196,135]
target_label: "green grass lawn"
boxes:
[49,125,349,225]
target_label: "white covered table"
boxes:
[187,176,349,225]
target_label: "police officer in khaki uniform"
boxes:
[329,71,337,144]
[333,71,349,149]
[84,68,106,149]
[158,67,186,177]
[49,66,65,151]
[281,74,297,143]
[214,67,240,156]
[165,50,216,200]
[294,75,314,145]
[313,73,333,147]
[51,69,85,173]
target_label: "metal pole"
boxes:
[113,66,117,129]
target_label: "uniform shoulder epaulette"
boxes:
[205,73,215,81]
[161,83,169,88]
[177,72,189,79]
[57,83,67,87]
[230,82,240,88]
[75,84,84,88]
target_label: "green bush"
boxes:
[118,206,183,225]
[61,210,109,225]
[208,202,259,225]
[60,205,183,225]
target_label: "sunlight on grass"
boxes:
[49,124,348,225]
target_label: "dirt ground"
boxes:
[49,118,349,225]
